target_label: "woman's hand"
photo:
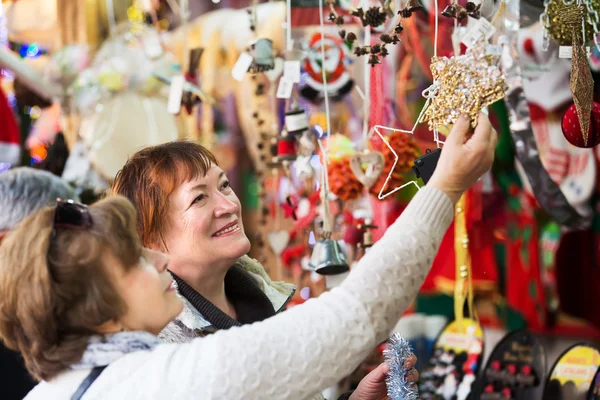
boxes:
[428,112,497,204]
[348,355,418,400]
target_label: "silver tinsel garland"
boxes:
[384,333,419,400]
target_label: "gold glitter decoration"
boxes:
[423,40,508,131]
[567,5,595,145]
[545,0,599,45]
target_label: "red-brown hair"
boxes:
[110,140,218,250]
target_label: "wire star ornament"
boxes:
[373,81,441,199]
[371,0,444,199]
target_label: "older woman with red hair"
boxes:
[110,114,496,398]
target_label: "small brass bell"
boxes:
[358,219,378,249]
[406,0,423,12]
[309,238,350,275]
[441,4,457,18]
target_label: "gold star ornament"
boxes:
[423,39,508,132]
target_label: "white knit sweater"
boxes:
[24,187,453,400]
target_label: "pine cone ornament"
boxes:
[328,157,363,201]
[370,132,420,196]
[363,7,387,27]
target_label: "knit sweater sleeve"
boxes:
[131,187,453,399]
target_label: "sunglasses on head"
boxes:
[53,198,93,233]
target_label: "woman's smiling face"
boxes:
[162,164,251,270]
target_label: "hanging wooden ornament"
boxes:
[349,149,385,190]
[267,230,291,255]
[566,5,595,147]
[561,102,600,148]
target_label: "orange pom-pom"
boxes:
[370,132,420,197]
[328,157,363,201]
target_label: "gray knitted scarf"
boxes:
[71,331,162,370]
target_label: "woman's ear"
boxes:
[0,231,6,246]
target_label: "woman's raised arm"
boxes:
[99,113,496,400]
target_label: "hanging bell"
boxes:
[441,4,457,18]
[250,38,275,71]
[309,238,350,275]
[285,108,310,136]
[406,0,424,12]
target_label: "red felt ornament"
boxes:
[561,102,600,148]
[277,139,297,160]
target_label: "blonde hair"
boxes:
[0,196,142,381]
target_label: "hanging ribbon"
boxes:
[454,193,475,328]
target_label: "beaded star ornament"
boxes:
[423,39,508,131]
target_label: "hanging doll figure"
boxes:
[456,370,476,400]
[300,32,354,103]
[439,370,459,400]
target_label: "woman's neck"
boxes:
[170,262,237,320]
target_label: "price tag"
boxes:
[559,45,591,58]
[231,52,253,82]
[276,77,294,99]
[461,17,496,48]
[486,44,503,56]
[283,60,301,83]
[167,75,184,114]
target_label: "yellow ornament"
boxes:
[545,0,599,45]
[127,5,145,33]
[99,71,125,91]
